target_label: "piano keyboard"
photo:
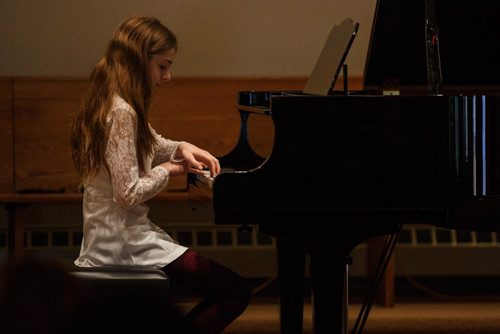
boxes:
[191,167,239,190]
[195,170,214,189]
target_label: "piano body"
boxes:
[189,0,500,333]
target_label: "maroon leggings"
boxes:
[162,249,252,334]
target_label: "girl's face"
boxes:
[148,48,176,88]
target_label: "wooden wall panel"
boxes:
[13,78,87,193]
[8,76,363,194]
[0,78,13,192]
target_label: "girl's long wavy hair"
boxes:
[70,16,177,183]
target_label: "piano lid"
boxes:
[363,0,500,94]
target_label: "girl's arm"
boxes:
[151,126,220,178]
[150,126,183,166]
[106,108,169,208]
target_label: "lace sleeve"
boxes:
[106,107,169,208]
[150,126,183,167]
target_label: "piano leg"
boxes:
[276,237,306,334]
[262,224,399,334]
[309,254,351,334]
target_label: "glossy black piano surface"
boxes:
[188,93,500,334]
[188,1,500,333]
[192,91,500,231]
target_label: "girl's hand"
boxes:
[175,142,221,177]
[159,161,189,177]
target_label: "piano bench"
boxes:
[66,266,195,333]
[69,266,170,299]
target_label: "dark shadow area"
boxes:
[0,257,197,334]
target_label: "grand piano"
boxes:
[189,0,500,333]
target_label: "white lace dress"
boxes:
[74,96,188,269]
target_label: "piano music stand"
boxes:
[303,17,359,96]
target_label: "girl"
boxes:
[70,16,251,333]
